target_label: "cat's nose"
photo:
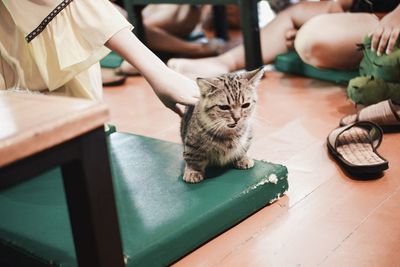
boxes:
[232,116,240,123]
[231,110,241,123]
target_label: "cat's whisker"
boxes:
[253,114,272,123]
[252,120,270,127]
[207,121,225,138]
[251,117,273,127]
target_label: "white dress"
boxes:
[0,0,133,100]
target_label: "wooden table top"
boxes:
[0,92,109,167]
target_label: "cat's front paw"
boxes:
[233,157,254,169]
[183,169,204,183]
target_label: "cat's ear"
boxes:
[196,77,219,97]
[242,67,265,88]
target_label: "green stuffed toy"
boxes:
[360,37,400,83]
[347,36,400,105]
[347,76,400,105]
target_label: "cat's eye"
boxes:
[241,103,251,108]
[218,105,231,110]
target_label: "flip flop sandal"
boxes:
[327,121,388,175]
[340,99,400,131]
[102,68,127,87]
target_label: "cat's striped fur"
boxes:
[180,68,264,183]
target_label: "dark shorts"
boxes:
[350,0,400,13]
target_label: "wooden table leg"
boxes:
[239,0,263,70]
[61,127,124,267]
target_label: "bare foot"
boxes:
[167,57,230,79]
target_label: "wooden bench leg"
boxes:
[212,6,229,41]
[239,0,262,70]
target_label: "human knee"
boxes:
[294,16,333,68]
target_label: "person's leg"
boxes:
[142,4,223,57]
[144,26,222,57]
[143,5,200,38]
[295,13,379,70]
[168,1,344,78]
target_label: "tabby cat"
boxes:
[180,68,264,183]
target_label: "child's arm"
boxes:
[105,28,199,116]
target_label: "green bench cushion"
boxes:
[0,133,288,267]
[275,50,359,84]
[100,51,124,69]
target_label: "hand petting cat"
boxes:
[148,69,200,116]
[105,28,200,116]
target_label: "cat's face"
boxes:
[196,68,264,134]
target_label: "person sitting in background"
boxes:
[103,2,225,85]
[167,0,400,79]
[140,4,225,58]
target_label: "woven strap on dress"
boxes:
[25,0,74,43]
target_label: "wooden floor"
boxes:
[103,71,400,267]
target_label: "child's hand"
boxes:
[150,69,200,116]
[105,28,199,116]
[369,7,400,55]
